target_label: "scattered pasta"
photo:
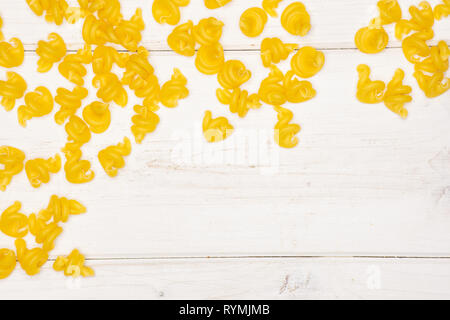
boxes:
[0,146,25,192]
[0,72,27,111]
[18,87,54,127]
[93,72,128,107]
[58,44,92,86]
[82,101,111,134]
[28,213,63,252]
[167,20,196,56]
[202,110,233,142]
[258,65,287,106]
[195,43,225,75]
[38,195,86,223]
[217,88,261,118]
[54,86,89,125]
[131,104,160,144]
[0,201,29,238]
[204,0,232,9]
[290,46,325,78]
[63,145,95,184]
[0,38,24,68]
[160,68,189,108]
[280,2,311,36]
[217,60,252,89]
[239,7,268,37]
[384,69,412,118]
[36,33,67,73]
[98,137,132,177]
[25,154,62,188]
[262,0,283,18]
[0,249,16,279]
[15,239,48,276]
[65,115,92,149]
[356,64,386,104]
[261,37,298,68]
[434,0,450,20]
[152,0,190,26]
[274,106,301,149]
[53,249,94,278]
[193,17,224,46]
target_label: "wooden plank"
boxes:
[0,0,449,50]
[1,257,450,299]
[0,49,449,258]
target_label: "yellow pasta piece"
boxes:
[62,145,95,184]
[26,0,69,25]
[15,239,48,276]
[122,47,155,85]
[36,33,66,73]
[82,15,111,45]
[414,40,449,74]
[0,38,24,68]
[401,29,434,64]
[28,214,63,252]
[65,115,91,148]
[204,0,231,9]
[0,16,4,41]
[239,7,268,37]
[434,0,450,20]
[38,195,86,223]
[193,17,224,46]
[202,110,233,143]
[377,0,402,25]
[58,44,92,86]
[133,74,161,106]
[414,70,449,98]
[0,249,16,279]
[0,201,28,238]
[0,72,27,111]
[258,65,286,106]
[283,71,316,103]
[217,60,252,89]
[54,86,89,125]
[383,69,412,118]
[131,104,160,144]
[53,249,94,278]
[262,0,283,17]
[217,88,261,118]
[356,64,386,104]
[167,20,196,57]
[18,86,54,127]
[395,1,434,40]
[195,43,225,75]
[115,8,145,51]
[25,154,62,188]
[291,46,325,78]
[261,37,298,68]
[93,72,128,107]
[274,106,301,149]
[97,0,122,26]
[355,21,389,54]
[160,68,189,108]
[82,101,111,134]
[92,45,128,75]
[281,2,311,36]
[152,0,190,26]
[0,146,25,192]
[98,137,132,177]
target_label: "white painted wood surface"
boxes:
[0,0,449,299]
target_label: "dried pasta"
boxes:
[122,47,155,85]
[0,249,16,279]
[18,86,54,127]
[202,110,233,143]
[160,68,189,108]
[25,154,62,188]
[15,239,48,276]
[54,86,89,125]
[93,72,128,107]
[195,43,225,75]
[240,7,268,37]
[355,22,389,54]
[258,65,286,106]
[274,106,301,149]
[115,8,145,51]
[193,17,224,46]
[290,46,325,78]
[53,249,94,277]
[395,1,434,40]
[217,88,261,118]
[167,20,196,57]
[26,0,69,25]
[98,137,132,177]
[0,16,3,41]
[262,0,283,18]
[82,101,111,134]
[401,29,434,64]
[0,201,28,238]
[414,70,449,98]
[217,60,252,89]
[131,104,160,144]
[62,145,95,184]
[434,0,450,20]
[356,64,386,104]
[36,33,67,73]
[284,71,316,103]
[384,69,412,118]
[414,40,449,74]
[28,214,63,252]
[65,115,92,148]
[377,0,402,25]
[38,195,86,223]
[0,72,27,111]
[152,0,190,26]
[261,37,298,68]
[0,38,24,68]
[58,44,92,86]
[204,0,231,9]
[281,2,311,36]
[92,45,128,75]
[0,146,25,192]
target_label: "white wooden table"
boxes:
[0,0,449,299]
